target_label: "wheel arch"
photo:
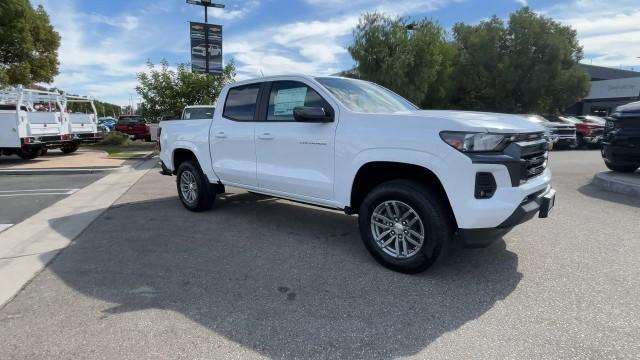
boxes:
[347,160,458,228]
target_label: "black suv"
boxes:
[602,101,640,172]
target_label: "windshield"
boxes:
[315,77,417,113]
[525,114,549,123]
[582,116,606,125]
[118,116,144,125]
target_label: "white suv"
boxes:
[159,75,555,273]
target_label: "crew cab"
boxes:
[525,115,576,149]
[159,75,555,273]
[602,101,640,172]
[573,116,605,148]
[115,115,151,141]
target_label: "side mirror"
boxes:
[293,107,332,123]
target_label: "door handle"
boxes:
[258,132,274,140]
[215,131,227,138]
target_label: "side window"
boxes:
[267,81,330,121]
[223,84,260,121]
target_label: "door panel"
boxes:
[210,84,260,187]
[255,81,337,200]
[210,119,256,186]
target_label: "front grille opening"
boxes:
[475,172,497,199]
[520,144,549,182]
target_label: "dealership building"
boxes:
[568,64,640,116]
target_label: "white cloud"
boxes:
[226,1,458,79]
[207,0,259,20]
[542,1,640,69]
[515,0,527,7]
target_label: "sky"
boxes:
[35,0,640,105]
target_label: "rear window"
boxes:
[183,107,214,120]
[118,116,145,125]
[223,84,260,121]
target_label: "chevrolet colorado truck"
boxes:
[159,75,555,273]
[602,101,640,172]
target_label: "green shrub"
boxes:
[100,131,130,146]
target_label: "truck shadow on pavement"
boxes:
[45,191,522,359]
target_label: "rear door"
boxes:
[210,83,261,187]
[254,80,338,200]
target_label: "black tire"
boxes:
[17,148,41,160]
[176,160,215,212]
[40,148,48,156]
[358,180,453,274]
[570,134,584,149]
[604,161,639,173]
[61,144,79,154]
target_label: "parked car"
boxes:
[573,115,606,148]
[159,75,555,273]
[114,115,151,141]
[98,117,117,131]
[524,115,576,149]
[601,101,640,172]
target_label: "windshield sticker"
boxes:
[274,87,307,116]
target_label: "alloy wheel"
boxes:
[370,200,425,258]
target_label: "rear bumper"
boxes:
[74,132,103,143]
[456,186,555,247]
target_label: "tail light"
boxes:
[156,127,162,151]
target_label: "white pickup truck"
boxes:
[159,75,555,273]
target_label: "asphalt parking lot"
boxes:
[0,150,638,359]
[0,173,105,232]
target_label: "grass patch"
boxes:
[83,141,156,158]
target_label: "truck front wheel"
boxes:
[604,161,639,173]
[358,180,453,274]
[176,160,215,212]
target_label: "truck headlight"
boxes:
[440,132,509,152]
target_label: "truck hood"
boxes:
[403,110,546,134]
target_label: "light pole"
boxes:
[186,0,225,74]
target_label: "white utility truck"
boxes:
[159,75,556,273]
[0,87,74,159]
[63,95,102,153]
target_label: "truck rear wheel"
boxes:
[176,160,215,212]
[358,180,453,274]
[17,148,41,160]
[61,144,79,154]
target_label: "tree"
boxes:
[450,7,589,114]
[347,13,455,108]
[0,0,60,86]
[136,59,236,121]
[348,8,590,114]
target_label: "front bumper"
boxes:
[456,186,556,247]
[602,143,640,165]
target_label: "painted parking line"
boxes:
[0,224,13,232]
[0,189,80,197]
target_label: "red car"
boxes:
[555,115,605,149]
[115,115,151,142]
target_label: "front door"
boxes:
[254,80,337,200]
[210,83,260,187]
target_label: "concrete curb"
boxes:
[0,152,155,176]
[592,171,640,198]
